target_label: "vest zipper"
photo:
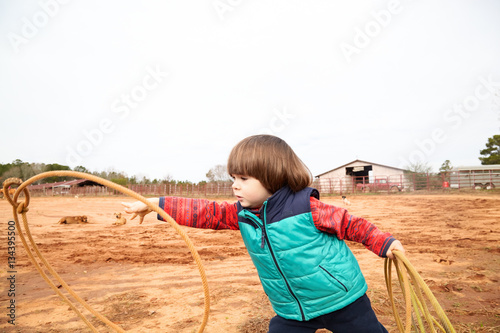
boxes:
[244,215,265,248]
[261,202,306,321]
[319,265,348,292]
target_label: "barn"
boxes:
[314,159,407,193]
[28,179,104,195]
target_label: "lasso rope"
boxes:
[385,251,456,333]
[3,171,210,333]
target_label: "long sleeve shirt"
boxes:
[158,196,395,257]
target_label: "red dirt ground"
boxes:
[1,193,499,332]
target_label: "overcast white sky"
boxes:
[1,1,500,182]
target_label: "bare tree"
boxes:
[404,161,433,190]
[206,164,231,183]
[405,161,433,174]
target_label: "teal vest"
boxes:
[237,186,367,321]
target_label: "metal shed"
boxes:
[449,165,500,189]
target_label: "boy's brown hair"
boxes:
[227,135,312,193]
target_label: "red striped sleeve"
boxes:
[158,197,240,230]
[310,197,395,257]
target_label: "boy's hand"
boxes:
[386,240,405,260]
[121,198,159,224]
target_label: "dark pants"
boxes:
[268,294,388,333]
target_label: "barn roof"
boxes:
[315,159,407,178]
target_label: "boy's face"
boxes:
[231,175,272,209]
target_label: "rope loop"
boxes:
[385,251,456,333]
[17,201,29,214]
[3,177,31,210]
[3,171,210,333]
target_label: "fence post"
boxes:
[441,173,444,192]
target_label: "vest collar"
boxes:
[237,186,319,217]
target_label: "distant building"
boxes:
[28,179,104,195]
[315,159,407,193]
[449,165,500,189]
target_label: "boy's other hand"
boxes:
[386,240,405,260]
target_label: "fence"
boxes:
[26,182,235,198]
[22,172,500,198]
[314,171,500,194]
[128,183,234,197]
[314,174,432,194]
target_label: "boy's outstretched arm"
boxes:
[122,197,239,230]
[156,197,239,230]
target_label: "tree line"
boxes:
[2,135,498,187]
[0,159,198,186]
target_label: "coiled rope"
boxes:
[385,251,456,333]
[3,171,210,333]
